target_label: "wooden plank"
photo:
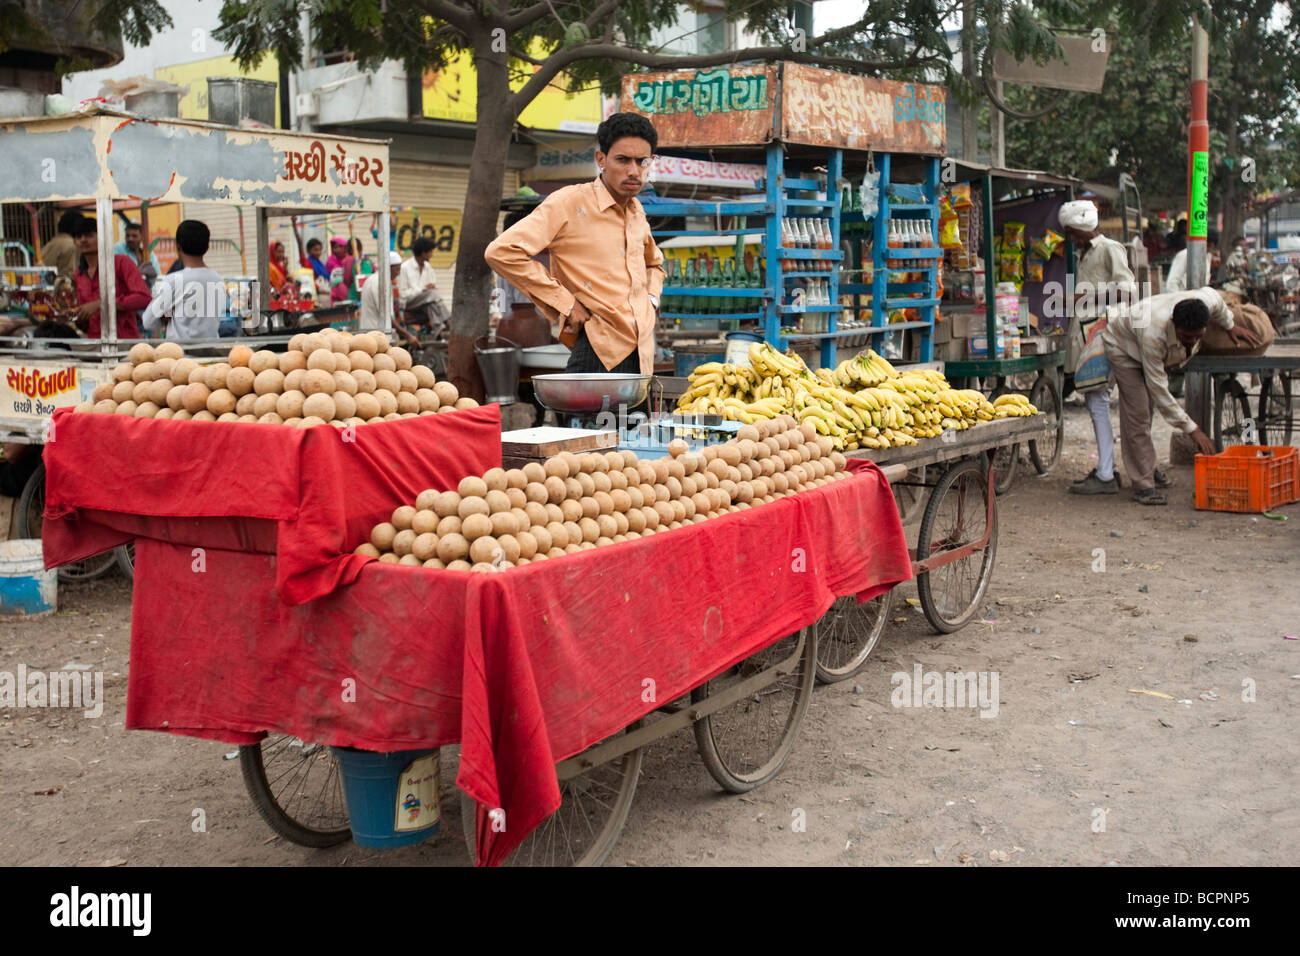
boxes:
[500,427,619,458]
[846,415,1054,468]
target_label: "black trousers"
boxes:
[564,328,640,373]
[562,328,647,417]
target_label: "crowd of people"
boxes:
[22,207,447,345]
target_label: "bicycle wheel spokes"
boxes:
[693,628,815,792]
[462,725,642,867]
[258,735,349,835]
[816,592,891,683]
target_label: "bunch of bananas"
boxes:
[676,344,1036,451]
[992,393,1039,418]
[828,350,898,389]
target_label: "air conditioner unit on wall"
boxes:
[295,60,408,125]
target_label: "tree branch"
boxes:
[419,0,478,32]
[583,0,622,32]
[506,0,579,32]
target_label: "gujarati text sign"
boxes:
[620,65,777,147]
[781,64,946,154]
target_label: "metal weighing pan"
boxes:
[532,373,652,414]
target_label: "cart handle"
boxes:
[880,463,908,483]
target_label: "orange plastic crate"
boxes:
[1194,445,1299,513]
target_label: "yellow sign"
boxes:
[1,362,110,422]
[421,46,601,131]
[393,208,462,269]
[154,54,281,125]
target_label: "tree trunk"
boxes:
[447,39,517,401]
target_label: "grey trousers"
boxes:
[1112,362,1158,490]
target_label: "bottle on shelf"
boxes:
[664,258,681,315]
[781,218,796,273]
[885,219,898,271]
[681,257,697,314]
[721,258,736,316]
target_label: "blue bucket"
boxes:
[330,747,441,848]
[0,539,57,619]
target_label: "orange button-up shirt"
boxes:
[485,177,665,373]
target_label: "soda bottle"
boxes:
[783,218,798,273]
[886,219,902,272]
[681,257,697,315]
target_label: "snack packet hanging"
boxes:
[950,183,972,208]
[1032,229,1064,260]
[1002,221,1026,248]
[939,195,955,219]
[1026,253,1045,283]
[939,215,962,249]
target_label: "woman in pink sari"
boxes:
[325,237,352,303]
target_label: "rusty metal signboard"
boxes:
[780,63,946,155]
[619,65,778,148]
[620,62,946,155]
[0,111,390,211]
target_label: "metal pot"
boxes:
[532,373,652,414]
[474,335,522,405]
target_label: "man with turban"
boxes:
[1058,199,1140,495]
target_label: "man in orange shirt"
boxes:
[485,113,665,375]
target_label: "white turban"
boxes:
[1058,200,1098,232]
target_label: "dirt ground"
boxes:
[2,399,1297,867]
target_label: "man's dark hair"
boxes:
[176,219,210,257]
[503,210,530,231]
[307,237,323,254]
[124,221,141,232]
[597,112,658,154]
[1171,298,1210,331]
[70,217,97,238]
[1207,229,1219,246]
[57,210,84,235]
[411,236,436,257]
[32,320,78,345]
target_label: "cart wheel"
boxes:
[916,458,998,634]
[815,591,892,684]
[15,461,117,583]
[460,722,642,866]
[891,465,927,524]
[991,442,1019,494]
[239,734,351,848]
[985,386,1018,494]
[1213,378,1253,449]
[1028,374,1064,474]
[1259,372,1294,446]
[692,625,816,793]
[115,543,135,581]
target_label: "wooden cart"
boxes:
[814,415,1056,684]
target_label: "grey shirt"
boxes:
[141,268,226,340]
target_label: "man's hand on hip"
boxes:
[562,300,590,337]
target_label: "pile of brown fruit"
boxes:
[73,329,478,426]
[358,415,850,571]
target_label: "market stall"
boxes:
[43,386,911,865]
[0,107,394,576]
[935,160,1081,487]
[623,63,946,375]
